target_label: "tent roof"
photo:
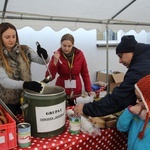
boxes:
[0,0,150,32]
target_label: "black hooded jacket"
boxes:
[83,43,150,117]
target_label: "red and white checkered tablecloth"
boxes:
[12,114,127,150]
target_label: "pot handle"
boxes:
[20,103,28,109]
[20,97,29,119]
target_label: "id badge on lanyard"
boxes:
[63,53,76,88]
[64,80,76,88]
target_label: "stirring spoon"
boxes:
[36,42,52,83]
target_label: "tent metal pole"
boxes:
[2,16,150,27]
[106,24,109,94]
[2,0,8,20]
[110,0,136,20]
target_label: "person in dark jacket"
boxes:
[74,35,150,117]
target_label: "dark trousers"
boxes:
[6,103,22,115]
[67,99,76,106]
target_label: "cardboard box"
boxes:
[96,71,124,92]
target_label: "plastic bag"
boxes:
[80,115,101,136]
[74,95,94,105]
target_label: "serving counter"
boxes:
[12,114,127,150]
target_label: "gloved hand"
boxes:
[23,81,43,93]
[37,44,48,59]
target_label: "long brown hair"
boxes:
[61,33,74,44]
[0,22,29,73]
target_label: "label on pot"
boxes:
[35,101,66,132]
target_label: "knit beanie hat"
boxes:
[116,35,137,54]
[135,75,150,139]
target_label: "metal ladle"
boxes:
[41,75,52,84]
[36,42,52,83]
[40,54,52,83]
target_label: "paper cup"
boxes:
[66,109,74,118]
[81,116,94,133]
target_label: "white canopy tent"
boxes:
[0,0,150,32]
[0,0,150,88]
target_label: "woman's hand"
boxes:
[37,43,48,59]
[87,91,94,96]
[53,51,60,65]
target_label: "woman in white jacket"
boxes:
[0,22,50,115]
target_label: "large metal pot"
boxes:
[23,85,66,138]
